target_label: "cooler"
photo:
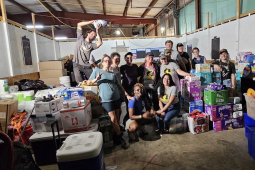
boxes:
[29,119,98,165]
[56,132,105,170]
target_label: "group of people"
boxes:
[72,20,237,149]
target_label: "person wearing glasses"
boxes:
[73,20,102,83]
[191,47,207,69]
[138,52,160,111]
[126,83,154,142]
[87,54,133,149]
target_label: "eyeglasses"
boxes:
[104,60,111,63]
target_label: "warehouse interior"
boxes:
[0,0,255,170]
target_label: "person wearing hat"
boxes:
[159,53,193,96]
[138,52,160,110]
[164,40,187,72]
[212,49,236,96]
[177,43,192,73]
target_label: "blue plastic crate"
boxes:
[244,113,255,137]
[247,126,255,160]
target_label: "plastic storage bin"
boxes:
[30,112,63,132]
[56,132,105,170]
[247,126,255,160]
[29,119,98,165]
[244,113,255,137]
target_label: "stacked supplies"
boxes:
[188,110,209,134]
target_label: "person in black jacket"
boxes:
[138,52,160,110]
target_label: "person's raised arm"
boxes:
[118,83,134,101]
[176,68,193,77]
[95,24,102,48]
[77,20,96,30]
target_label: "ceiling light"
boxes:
[116,30,120,35]
[55,37,67,40]
[26,25,44,29]
[161,27,165,31]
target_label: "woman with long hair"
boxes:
[87,55,132,149]
[155,74,180,134]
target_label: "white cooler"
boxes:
[56,132,105,170]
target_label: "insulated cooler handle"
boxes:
[51,120,61,150]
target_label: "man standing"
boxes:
[212,49,236,97]
[165,40,187,72]
[73,20,102,83]
[177,43,192,73]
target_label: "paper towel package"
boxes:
[60,101,92,133]
[204,103,233,121]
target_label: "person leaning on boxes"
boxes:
[73,20,103,83]
[212,49,236,97]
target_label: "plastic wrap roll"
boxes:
[9,85,19,92]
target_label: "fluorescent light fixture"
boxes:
[116,30,120,35]
[161,27,165,31]
[55,37,67,40]
[26,25,44,29]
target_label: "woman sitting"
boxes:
[192,47,207,69]
[87,54,132,149]
[126,83,154,140]
[155,74,180,134]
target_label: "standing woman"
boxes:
[192,47,207,69]
[73,20,102,83]
[87,55,132,149]
[138,52,160,111]
[155,74,180,134]
[109,52,125,123]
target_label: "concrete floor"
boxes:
[39,128,255,170]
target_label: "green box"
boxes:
[204,89,228,105]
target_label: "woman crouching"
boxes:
[155,74,180,134]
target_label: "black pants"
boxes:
[73,62,93,83]
[146,89,159,111]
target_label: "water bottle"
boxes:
[94,20,108,29]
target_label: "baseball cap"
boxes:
[159,54,167,60]
[220,49,228,54]
[176,43,184,48]
[164,49,171,53]
[146,52,154,57]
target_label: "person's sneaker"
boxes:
[121,131,129,149]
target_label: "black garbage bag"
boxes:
[13,142,41,170]
[14,79,48,91]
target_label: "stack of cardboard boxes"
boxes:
[39,61,67,86]
[0,99,18,133]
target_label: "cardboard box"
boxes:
[40,69,67,79]
[237,63,250,73]
[34,100,57,115]
[204,103,233,121]
[39,61,64,71]
[0,99,18,120]
[181,80,201,101]
[185,76,200,82]
[40,78,60,86]
[212,72,222,84]
[195,73,212,85]
[183,99,203,113]
[236,52,252,63]
[0,119,7,133]
[204,89,228,105]
[83,85,99,102]
[60,101,92,133]
[195,64,211,73]
[188,112,209,134]
[213,117,243,131]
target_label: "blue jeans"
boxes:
[156,103,181,130]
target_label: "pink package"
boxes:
[213,120,222,132]
[183,80,201,101]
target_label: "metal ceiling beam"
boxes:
[41,0,56,12]
[102,0,106,15]
[141,0,159,18]
[77,0,86,13]
[7,12,156,26]
[7,0,33,13]
[52,0,66,11]
[123,0,131,16]
[154,0,173,18]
